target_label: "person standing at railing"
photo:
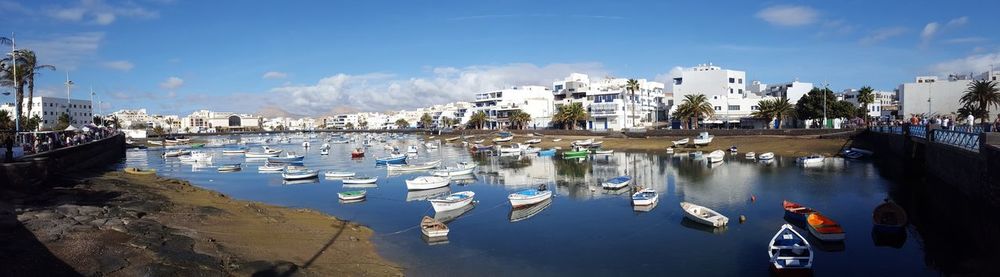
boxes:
[993,114,1000,132]
[967,114,975,129]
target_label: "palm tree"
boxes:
[152,126,165,137]
[554,102,588,130]
[0,48,26,124]
[751,98,796,129]
[419,113,433,128]
[959,80,1000,122]
[467,111,488,129]
[395,118,410,129]
[508,109,532,129]
[673,94,714,129]
[625,79,640,128]
[15,50,55,117]
[857,86,875,123]
[439,116,451,128]
[0,110,11,130]
[56,113,71,130]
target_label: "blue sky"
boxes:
[2,0,999,116]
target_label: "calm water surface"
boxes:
[123,134,950,276]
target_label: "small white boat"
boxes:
[302,141,311,148]
[602,176,632,189]
[672,138,689,147]
[407,145,419,154]
[680,202,729,227]
[552,138,562,142]
[524,138,542,144]
[759,152,775,160]
[497,143,527,154]
[337,190,366,201]
[692,132,714,146]
[665,147,674,154]
[424,142,439,149]
[631,188,658,206]
[148,140,163,145]
[320,149,329,155]
[745,152,756,159]
[445,136,461,142]
[282,169,319,180]
[177,155,196,162]
[163,150,191,157]
[796,154,825,165]
[246,151,279,158]
[706,150,725,163]
[729,146,738,153]
[508,185,553,208]
[222,148,247,154]
[593,149,614,155]
[522,147,541,154]
[420,216,449,238]
[342,176,378,184]
[473,139,484,144]
[217,164,241,172]
[430,162,477,177]
[406,176,450,190]
[258,163,284,172]
[387,160,442,171]
[428,191,475,212]
[492,136,513,143]
[324,171,356,178]
[571,138,594,147]
[769,224,813,272]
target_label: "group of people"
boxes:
[872,113,1000,132]
[18,126,119,155]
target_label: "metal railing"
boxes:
[931,129,980,152]
[908,125,927,139]
[872,126,903,134]
[952,125,991,133]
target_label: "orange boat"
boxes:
[807,213,845,242]
[783,200,816,223]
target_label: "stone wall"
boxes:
[0,134,125,190]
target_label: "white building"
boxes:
[670,64,756,124]
[110,109,151,129]
[585,76,665,131]
[472,86,555,130]
[897,71,1000,118]
[1,96,94,130]
[326,114,360,129]
[756,81,814,104]
[840,88,897,118]
[181,110,262,133]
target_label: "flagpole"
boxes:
[11,32,18,133]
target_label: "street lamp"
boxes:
[822,81,829,129]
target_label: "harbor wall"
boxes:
[146,128,860,138]
[0,133,125,190]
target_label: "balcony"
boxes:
[589,103,620,117]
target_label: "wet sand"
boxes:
[2,171,401,276]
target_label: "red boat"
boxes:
[783,200,816,223]
[351,148,365,158]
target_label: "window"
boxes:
[739,78,743,84]
[751,106,759,110]
[739,89,744,94]
[728,105,740,111]
[728,78,735,83]
[714,106,721,111]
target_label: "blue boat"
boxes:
[537,148,557,157]
[601,176,632,189]
[375,155,407,165]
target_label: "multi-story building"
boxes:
[670,64,757,125]
[585,76,665,130]
[472,86,555,130]
[326,114,360,129]
[897,71,1000,118]
[180,110,262,133]
[110,109,151,129]
[840,88,898,118]
[1,96,94,130]
[756,81,814,104]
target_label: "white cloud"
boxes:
[920,22,939,45]
[921,16,970,46]
[655,66,684,93]
[929,52,1000,76]
[19,32,105,69]
[44,0,159,25]
[947,16,968,27]
[160,77,184,90]
[51,7,86,21]
[262,71,288,80]
[268,63,607,115]
[755,5,818,27]
[94,12,116,25]
[943,37,988,44]
[859,27,907,45]
[101,60,134,71]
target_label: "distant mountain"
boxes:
[256,106,301,118]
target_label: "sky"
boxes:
[2,0,999,117]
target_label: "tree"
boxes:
[152,126,165,137]
[55,113,71,130]
[857,86,875,122]
[23,115,40,131]
[15,50,55,117]
[345,122,355,129]
[751,98,795,129]
[0,110,11,130]
[553,102,588,130]
[467,111,488,129]
[960,80,1000,122]
[395,118,410,129]
[129,122,147,130]
[419,113,433,128]
[795,87,856,124]
[93,115,102,126]
[439,116,451,128]
[359,120,368,130]
[626,78,640,127]
[508,109,532,129]
[672,94,714,129]
[0,50,26,125]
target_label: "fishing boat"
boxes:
[729,145,738,153]
[262,146,283,154]
[562,147,589,159]
[706,150,725,163]
[351,148,365,158]
[631,188,658,206]
[758,152,775,160]
[163,150,191,157]
[508,184,553,208]
[492,136,513,143]
[342,176,378,184]
[430,162,477,177]
[324,171,356,178]
[148,140,163,146]
[445,136,461,142]
[337,190,366,201]
[692,132,714,146]
[420,216,449,238]
[222,148,247,154]
[745,152,756,159]
[497,143,527,154]
[509,198,553,222]
[522,147,541,154]
[189,143,205,148]
[375,154,407,165]
[524,138,542,144]
[258,163,284,172]
[680,202,729,227]
[428,191,476,212]
[671,138,689,147]
[537,148,557,157]
[592,149,614,155]
[602,176,632,189]
[124,167,156,175]
[472,139,484,144]
[782,200,816,223]
[873,199,908,233]
[768,224,814,272]
[796,154,825,165]
[268,153,305,163]
[551,138,562,142]
[282,169,319,180]
[217,164,241,172]
[571,138,594,147]
[387,160,441,171]
[407,145,419,154]
[319,149,329,155]
[406,176,450,190]
[245,152,279,158]
[807,213,846,242]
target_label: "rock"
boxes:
[56,204,82,216]
[77,206,104,216]
[16,213,35,222]
[89,218,109,227]
[97,255,129,274]
[72,215,94,223]
[33,212,64,220]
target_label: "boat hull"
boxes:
[508,190,552,207]
[342,177,377,184]
[406,177,450,190]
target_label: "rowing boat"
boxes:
[680,201,729,227]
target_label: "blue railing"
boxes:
[952,125,991,133]
[931,129,980,152]
[873,126,904,134]
[908,125,927,139]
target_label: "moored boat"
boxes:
[430,162,477,177]
[692,132,714,146]
[631,188,658,206]
[758,152,775,160]
[217,164,241,172]
[592,149,613,155]
[428,191,476,212]
[258,163,284,172]
[601,176,632,189]
[420,216,449,238]
[246,152,279,158]
[387,160,441,171]
[507,184,553,208]
[337,190,366,201]
[163,150,191,157]
[665,147,674,154]
[807,213,845,242]
[324,171,357,178]
[268,153,305,163]
[796,154,825,165]
[782,200,816,223]
[672,138,689,147]
[745,152,756,159]
[562,147,589,159]
[406,176,450,190]
[282,169,319,180]
[524,138,542,144]
[537,148,557,157]
[873,199,908,233]
[729,145,738,153]
[319,149,329,155]
[768,224,814,272]
[375,154,407,164]
[342,176,378,184]
[680,201,729,227]
[706,150,725,163]
[492,136,512,143]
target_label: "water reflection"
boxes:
[434,203,474,223]
[509,198,552,222]
[406,187,451,202]
[679,217,727,234]
[283,178,319,185]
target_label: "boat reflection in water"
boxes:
[421,234,449,246]
[602,186,631,196]
[340,198,365,204]
[406,186,451,202]
[679,217,727,234]
[633,199,658,212]
[343,182,378,189]
[450,174,478,185]
[283,178,319,185]
[509,198,553,222]
[872,228,907,248]
[435,203,475,223]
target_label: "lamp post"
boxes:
[822,81,829,129]
[64,72,74,126]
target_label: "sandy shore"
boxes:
[1,172,401,276]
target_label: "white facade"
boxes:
[1,96,94,130]
[897,72,1000,117]
[584,76,665,131]
[671,64,755,123]
[840,89,897,118]
[326,114,360,129]
[757,81,814,104]
[181,110,262,133]
[473,86,555,129]
[111,109,151,129]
